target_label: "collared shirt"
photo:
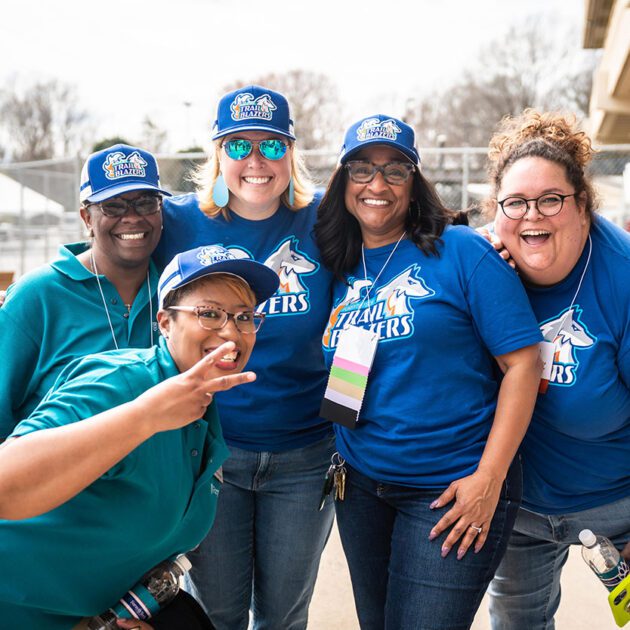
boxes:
[0,242,159,437]
[0,338,229,630]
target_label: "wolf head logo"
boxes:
[264,238,317,294]
[374,268,434,316]
[540,306,596,366]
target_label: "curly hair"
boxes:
[484,109,598,218]
[314,164,466,281]
[192,140,315,219]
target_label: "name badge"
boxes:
[320,325,379,430]
[538,340,555,394]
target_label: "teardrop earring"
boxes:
[213,173,230,207]
[288,177,295,206]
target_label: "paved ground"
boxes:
[308,521,619,629]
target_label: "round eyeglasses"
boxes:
[498,192,576,220]
[222,138,288,161]
[345,161,415,186]
[167,305,265,334]
[86,194,162,218]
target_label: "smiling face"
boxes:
[219,130,292,220]
[495,157,590,286]
[158,275,256,374]
[80,190,162,269]
[344,145,413,248]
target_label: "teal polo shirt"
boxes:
[0,338,230,630]
[0,242,159,438]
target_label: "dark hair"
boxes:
[484,109,598,219]
[314,164,466,281]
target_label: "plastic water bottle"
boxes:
[78,554,192,629]
[579,529,630,592]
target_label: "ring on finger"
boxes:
[469,524,483,534]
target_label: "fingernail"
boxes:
[474,545,481,554]
[430,500,439,509]
[457,549,465,560]
[441,545,450,558]
[428,530,437,540]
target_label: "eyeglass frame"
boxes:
[497,192,577,220]
[221,138,289,161]
[167,305,266,334]
[345,160,416,185]
[83,193,163,218]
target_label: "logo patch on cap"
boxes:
[230,93,277,121]
[356,118,402,142]
[197,245,233,266]
[102,151,148,180]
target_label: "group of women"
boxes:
[0,82,627,630]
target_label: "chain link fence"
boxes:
[1,147,629,280]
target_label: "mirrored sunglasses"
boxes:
[222,138,288,161]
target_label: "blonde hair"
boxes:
[193,140,315,219]
[484,109,598,218]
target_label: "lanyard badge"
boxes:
[320,325,379,429]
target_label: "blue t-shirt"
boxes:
[153,193,334,452]
[0,338,229,630]
[0,243,159,437]
[520,216,630,513]
[322,226,542,487]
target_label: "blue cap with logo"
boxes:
[211,85,296,141]
[339,115,420,166]
[79,144,172,203]
[158,245,280,309]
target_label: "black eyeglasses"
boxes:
[345,161,415,185]
[86,194,162,218]
[168,305,265,334]
[498,193,576,220]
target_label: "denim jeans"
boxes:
[184,434,335,630]
[335,460,522,630]
[488,494,630,630]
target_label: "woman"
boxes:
[152,86,334,629]
[314,115,542,629]
[482,110,630,630]
[0,143,167,438]
[0,245,279,630]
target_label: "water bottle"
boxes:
[579,529,630,592]
[78,554,192,629]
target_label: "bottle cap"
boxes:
[174,554,192,573]
[579,529,597,547]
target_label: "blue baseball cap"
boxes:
[158,245,280,309]
[211,85,296,141]
[339,115,420,165]
[79,144,172,203]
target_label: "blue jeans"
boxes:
[184,435,335,630]
[488,494,630,630]
[336,461,522,630]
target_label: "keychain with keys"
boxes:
[318,452,347,510]
[333,462,346,501]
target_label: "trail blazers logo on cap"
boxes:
[356,118,402,142]
[197,245,233,266]
[103,151,148,180]
[230,93,277,121]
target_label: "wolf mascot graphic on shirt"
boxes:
[540,305,596,387]
[323,264,434,348]
[226,238,318,316]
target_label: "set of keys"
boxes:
[319,452,347,511]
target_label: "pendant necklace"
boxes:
[90,249,154,350]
